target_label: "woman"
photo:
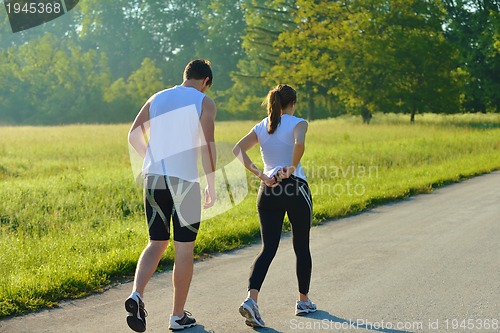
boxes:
[232,84,316,328]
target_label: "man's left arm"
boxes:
[200,96,217,208]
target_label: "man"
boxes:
[126,59,217,332]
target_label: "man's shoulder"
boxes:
[202,95,216,112]
[150,86,174,102]
[155,86,176,96]
[202,95,215,104]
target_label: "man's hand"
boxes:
[204,185,216,209]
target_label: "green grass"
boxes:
[1,113,499,318]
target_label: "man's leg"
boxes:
[172,240,195,317]
[127,239,168,332]
[167,176,200,329]
[133,240,169,295]
[126,175,172,332]
[135,175,173,295]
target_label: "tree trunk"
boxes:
[307,93,314,121]
[410,111,415,122]
[361,106,372,124]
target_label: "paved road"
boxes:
[2,172,499,333]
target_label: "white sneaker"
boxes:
[239,297,265,327]
[295,298,317,316]
[168,311,196,330]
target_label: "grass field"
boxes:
[1,113,499,318]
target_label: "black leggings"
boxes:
[248,175,313,295]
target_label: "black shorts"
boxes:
[144,175,201,242]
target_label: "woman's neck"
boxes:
[281,106,294,116]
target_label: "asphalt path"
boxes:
[1,171,499,333]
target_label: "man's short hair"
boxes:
[184,59,213,87]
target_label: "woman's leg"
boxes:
[247,208,286,301]
[287,182,313,301]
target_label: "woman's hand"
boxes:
[261,174,279,188]
[278,166,296,180]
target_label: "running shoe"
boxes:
[169,311,197,330]
[295,298,317,316]
[125,293,147,332]
[239,297,265,328]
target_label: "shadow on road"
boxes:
[307,310,415,333]
[194,324,284,333]
[255,328,284,333]
[186,324,215,333]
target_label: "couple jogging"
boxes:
[126,59,315,332]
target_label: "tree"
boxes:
[270,0,340,120]
[224,0,299,119]
[0,49,28,124]
[104,58,165,121]
[77,0,157,79]
[1,0,251,124]
[0,34,110,124]
[443,0,500,112]
[272,0,461,122]
[140,1,206,86]
[198,0,247,91]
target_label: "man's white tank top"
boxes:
[252,114,307,181]
[142,86,206,182]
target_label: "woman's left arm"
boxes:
[233,130,277,187]
[281,121,308,179]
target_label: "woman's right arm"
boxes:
[232,130,276,187]
[280,121,308,179]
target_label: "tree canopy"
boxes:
[0,0,497,125]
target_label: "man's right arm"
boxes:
[128,97,153,159]
[200,96,217,208]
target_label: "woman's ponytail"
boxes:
[262,84,297,134]
[267,88,282,134]
[262,84,297,135]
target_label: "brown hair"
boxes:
[184,59,213,87]
[262,84,297,134]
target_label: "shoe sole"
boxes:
[169,323,197,331]
[295,308,317,316]
[239,304,265,328]
[125,299,146,332]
